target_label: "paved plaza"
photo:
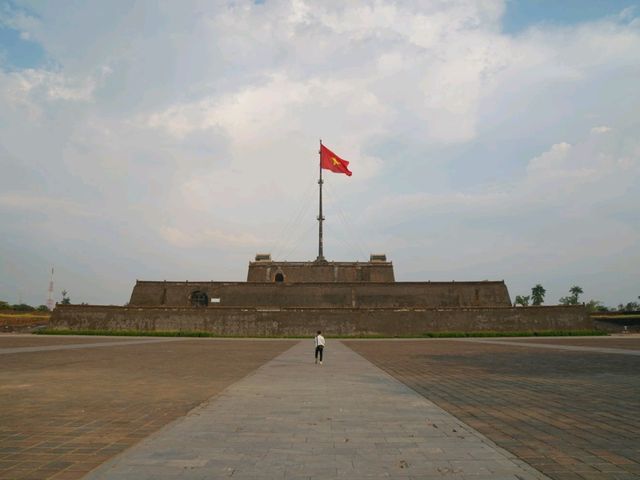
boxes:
[0,336,293,479]
[1,335,639,479]
[347,337,640,480]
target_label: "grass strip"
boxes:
[34,329,606,338]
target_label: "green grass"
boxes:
[34,329,606,338]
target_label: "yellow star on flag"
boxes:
[320,144,353,176]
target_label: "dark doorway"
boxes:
[190,291,208,306]
[275,273,284,283]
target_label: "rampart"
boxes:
[591,316,640,333]
[50,305,592,336]
[129,281,512,308]
[247,260,395,283]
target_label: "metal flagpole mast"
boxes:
[317,139,325,262]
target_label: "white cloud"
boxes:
[143,73,389,146]
[591,125,612,134]
[371,127,639,222]
[1,1,639,307]
[0,193,93,217]
[0,2,40,34]
[526,142,573,173]
[160,226,262,249]
[0,67,106,124]
[137,1,514,149]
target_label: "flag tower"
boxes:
[316,141,353,263]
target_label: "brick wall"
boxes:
[51,305,592,336]
[129,281,512,308]
[246,261,395,282]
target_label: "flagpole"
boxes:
[317,139,325,262]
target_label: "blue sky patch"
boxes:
[0,25,45,69]
[502,0,638,33]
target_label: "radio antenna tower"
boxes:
[46,267,55,311]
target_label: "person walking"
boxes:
[314,330,325,364]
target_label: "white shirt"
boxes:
[314,335,325,347]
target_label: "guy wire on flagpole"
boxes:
[317,139,325,262]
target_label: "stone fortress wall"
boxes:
[130,281,512,308]
[50,305,592,336]
[50,254,596,335]
[246,258,395,283]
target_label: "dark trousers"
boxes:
[315,345,324,361]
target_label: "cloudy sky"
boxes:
[1,0,639,308]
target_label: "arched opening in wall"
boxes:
[190,291,208,307]
[275,273,284,283]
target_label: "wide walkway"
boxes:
[86,341,548,480]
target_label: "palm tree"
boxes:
[531,284,546,305]
[569,286,583,304]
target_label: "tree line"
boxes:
[0,290,71,312]
[515,285,640,312]
[0,301,50,312]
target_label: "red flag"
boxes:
[320,144,352,176]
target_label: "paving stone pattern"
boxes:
[0,336,134,349]
[87,340,548,480]
[0,338,197,355]
[495,337,640,351]
[346,338,640,480]
[459,338,640,356]
[0,337,293,480]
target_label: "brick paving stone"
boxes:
[345,339,640,480]
[492,336,640,350]
[0,334,142,348]
[0,337,193,355]
[0,337,293,479]
[458,338,640,356]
